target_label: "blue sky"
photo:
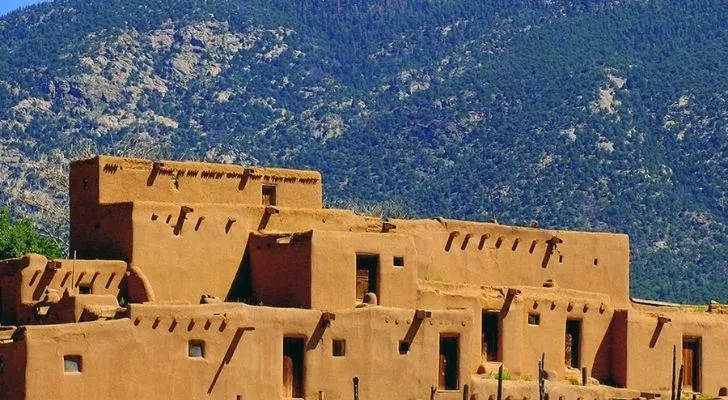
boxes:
[0,0,48,17]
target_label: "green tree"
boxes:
[0,209,63,260]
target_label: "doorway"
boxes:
[482,311,501,362]
[565,319,582,368]
[283,337,305,398]
[356,254,379,302]
[439,335,459,390]
[682,337,701,392]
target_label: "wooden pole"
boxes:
[539,353,545,400]
[677,365,684,400]
[497,364,504,400]
[581,367,587,386]
[463,384,470,400]
[671,346,677,400]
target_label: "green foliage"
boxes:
[0,209,63,260]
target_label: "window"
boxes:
[188,340,205,358]
[393,256,405,268]
[438,335,459,390]
[78,284,91,295]
[482,312,501,362]
[355,254,379,302]
[283,337,305,398]
[528,313,540,326]
[332,339,346,357]
[64,355,82,373]
[262,185,277,206]
[565,320,582,368]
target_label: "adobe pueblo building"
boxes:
[1,155,727,400]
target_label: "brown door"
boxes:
[682,338,701,392]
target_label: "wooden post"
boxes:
[463,384,470,400]
[431,385,437,400]
[497,364,504,400]
[539,353,545,400]
[671,345,677,400]
[581,367,587,386]
[353,377,359,400]
[677,365,684,400]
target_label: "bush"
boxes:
[0,208,63,260]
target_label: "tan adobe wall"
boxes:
[0,336,26,400]
[70,156,323,209]
[624,307,728,396]
[0,254,125,325]
[248,232,313,308]
[71,201,380,304]
[15,304,472,400]
[417,282,624,386]
[392,218,631,307]
[249,230,418,310]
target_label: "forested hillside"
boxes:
[1,0,727,302]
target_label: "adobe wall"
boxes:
[0,254,125,325]
[71,200,381,304]
[0,335,26,400]
[624,307,728,396]
[17,304,473,400]
[417,282,622,385]
[70,156,323,208]
[392,218,631,307]
[249,230,418,310]
[248,232,313,308]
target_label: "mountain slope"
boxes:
[1,0,727,302]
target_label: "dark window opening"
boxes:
[559,255,564,263]
[478,234,489,250]
[393,256,405,268]
[565,320,582,368]
[399,340,410,355]
[78,284,91,295]
[283,337,305,399]
[332,339,346,357]
[262,185,277,206]
[495,237,503,248]
[593,258,599,266]
[64,355,82,373]
[188,340,205,358]
[356,254,379,302]
[512,239,520,251]
[682,337,701,392]
[439,335,459,390]
[482,312,501,362]
[528,313,540,326]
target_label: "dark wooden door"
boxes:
[682,338,700,391]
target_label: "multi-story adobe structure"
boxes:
[0,155,727,400]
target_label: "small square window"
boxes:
[393,256,405,268]
[64,355,82,373]
[399,340,410,354]
[528,313,540,326]
[78,284,91,295]
[188,340,205,358]
[332,339,346,357]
